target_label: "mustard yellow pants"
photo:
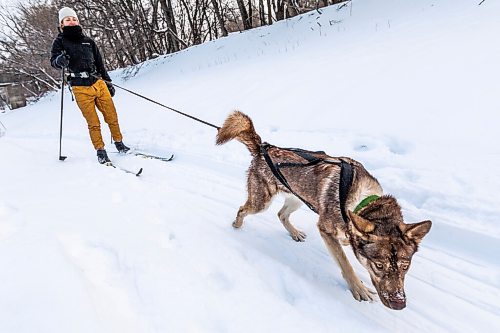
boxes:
[72,79,123,150]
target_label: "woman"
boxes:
[50,7,129,164]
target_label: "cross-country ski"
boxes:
[104,162,143,176]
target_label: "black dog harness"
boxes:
[260,143,353,223]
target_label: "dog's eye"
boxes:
[401,263,409,270]
[374,262,384,270]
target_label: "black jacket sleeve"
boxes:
[50,37,64,69]
[92,40,111,82]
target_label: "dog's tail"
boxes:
[216,111,262,156]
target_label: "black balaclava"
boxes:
[62,25,84,41]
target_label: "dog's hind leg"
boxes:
[233,175,277,229]
[278,194,306,242]
[318,223,376,302]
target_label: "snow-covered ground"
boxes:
[1,0,499,332]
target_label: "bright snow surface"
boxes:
[1,0,499,332]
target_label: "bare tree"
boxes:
[0,0,350,100]
[159,0,182,52]
[266,0,273,25]
[180,0,208,45]
[211,0,228,36]
[258,0,266,25]
[0,1,61,99]
[235,0,251,30]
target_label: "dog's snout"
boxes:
[387,290,406,310]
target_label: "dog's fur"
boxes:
[216,111,432,310]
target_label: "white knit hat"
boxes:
[58,7,78,23]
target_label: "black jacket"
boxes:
[50,32,111,86]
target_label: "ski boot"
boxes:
[97,149,111,164]
[114,141,130,153]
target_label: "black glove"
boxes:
[106,83,115,97]
[55,54,70,68]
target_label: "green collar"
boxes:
[353,195,380,214]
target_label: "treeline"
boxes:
[0,0,345,100]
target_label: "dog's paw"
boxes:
[349,281,377,302]
[291,230,307,242]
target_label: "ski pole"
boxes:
[58,66,67,161]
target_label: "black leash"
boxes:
[93,75,220,130]
[260,143,353,222]
[86,75,354,219]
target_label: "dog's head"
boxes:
[347,196,431,310]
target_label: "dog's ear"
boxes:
[348,211,375,234]
[401,220,432,245]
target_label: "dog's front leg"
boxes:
[318,225,376,302]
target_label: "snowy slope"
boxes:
[1,0,500,332]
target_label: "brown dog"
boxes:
[216,111,432,310]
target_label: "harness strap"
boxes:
[261,143,319,213]
[69,71,91,78]
[281,147,326,162]
[260,143,354,222]
[339,160,353,223]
